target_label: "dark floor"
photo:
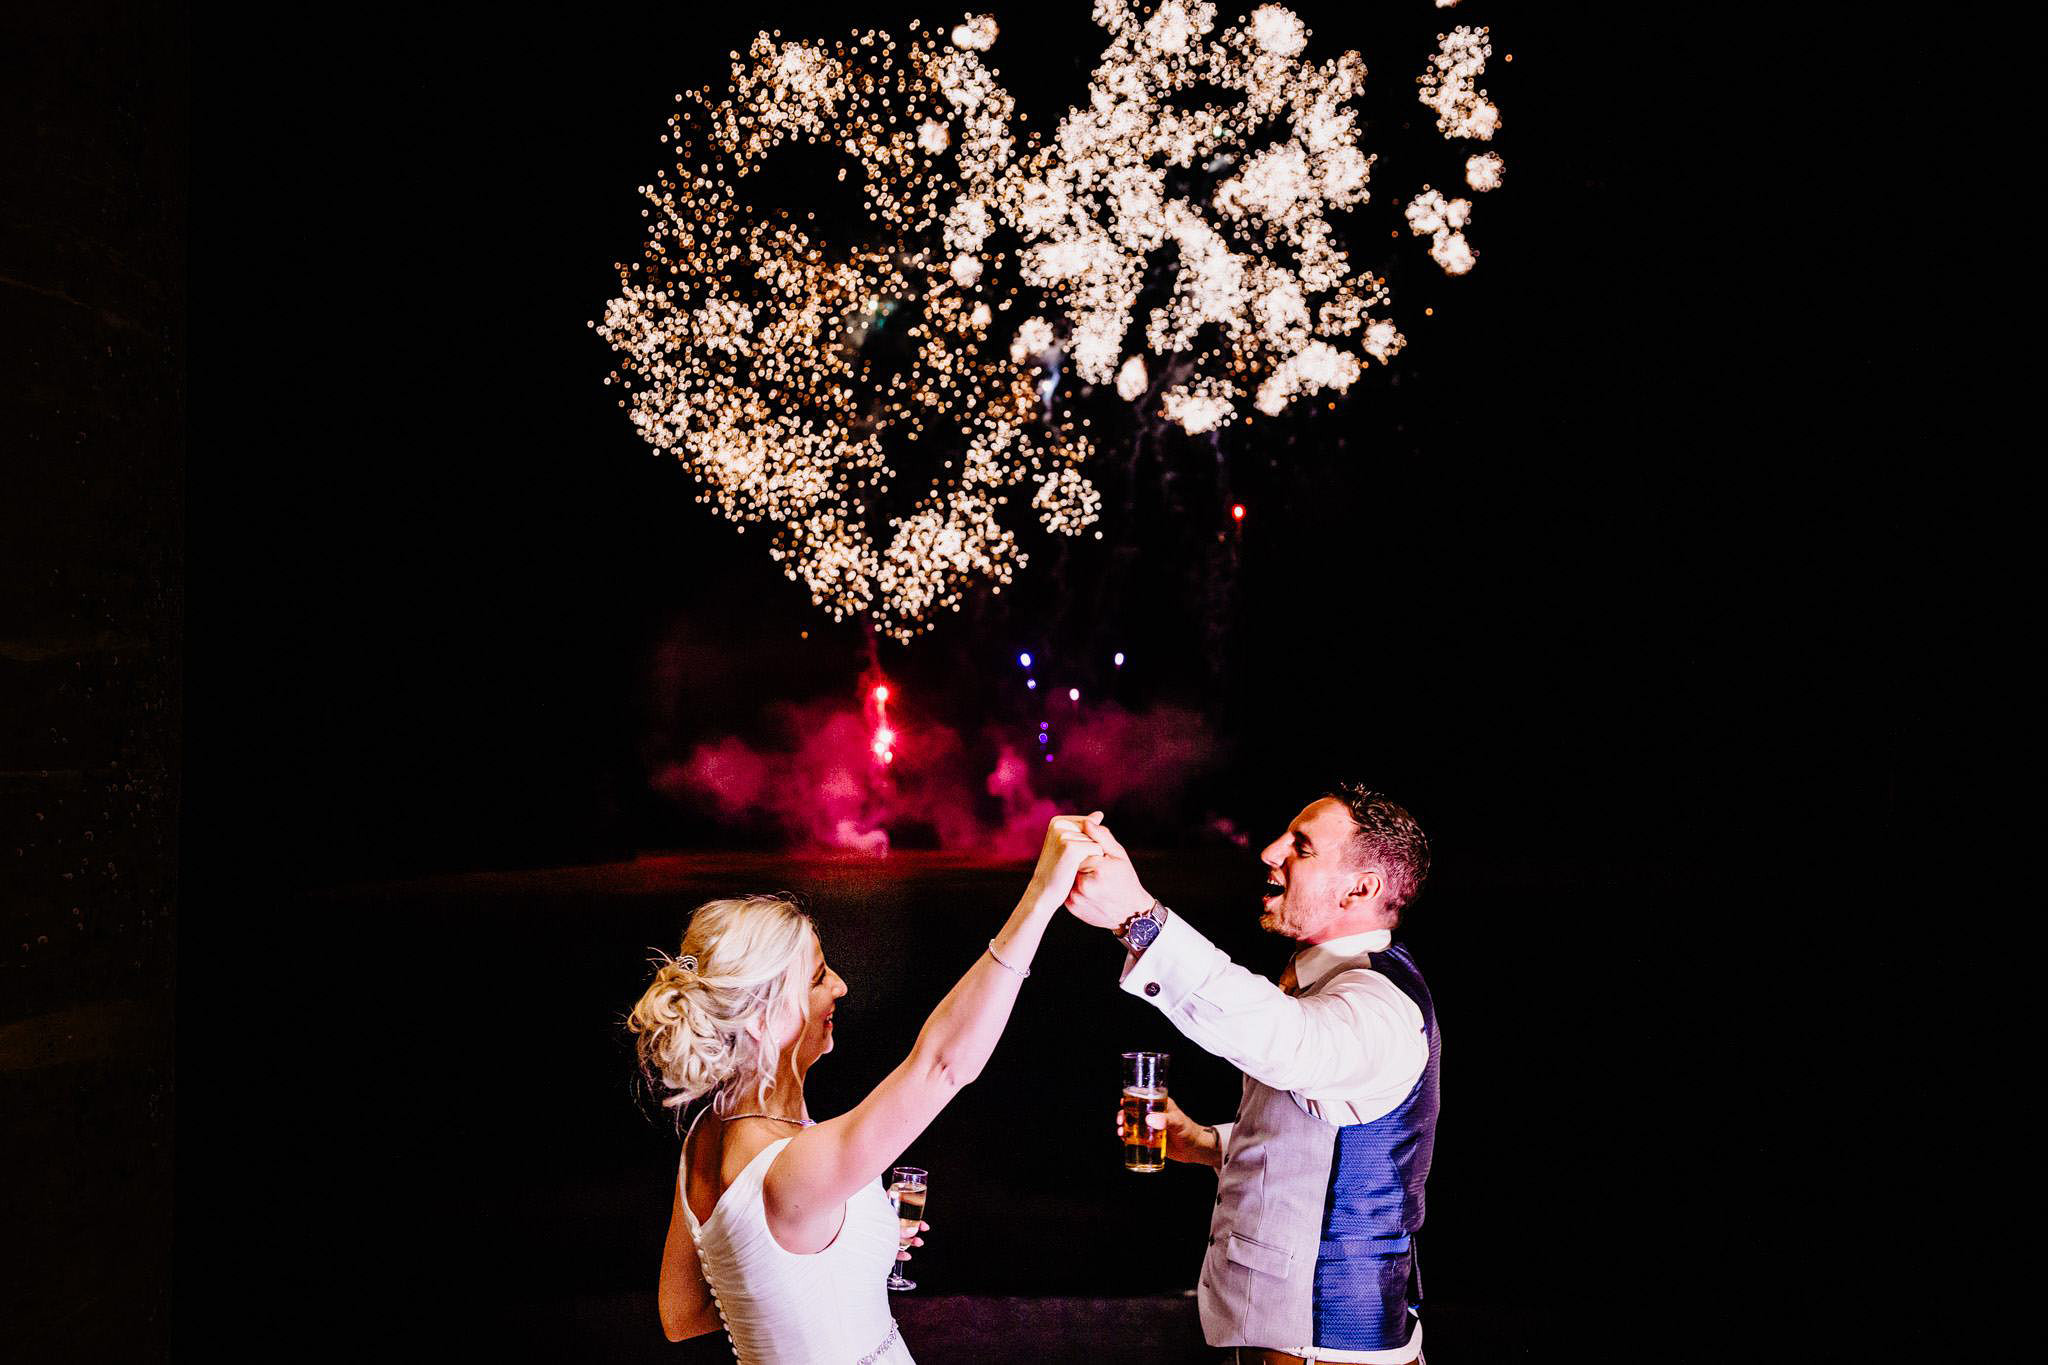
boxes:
[1,1001,175,1364]
[546,1292,1553,1361]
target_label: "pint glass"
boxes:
[1120,1051,1169,1172]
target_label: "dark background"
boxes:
[5,1,1904,1359]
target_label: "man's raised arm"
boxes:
[1063,820,1416,1100]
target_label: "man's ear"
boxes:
[1341,869,1383,910]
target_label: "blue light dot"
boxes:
[1026,678,1036,689]
[1019,652,1032,668]
[1037,733,1049,745]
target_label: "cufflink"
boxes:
[1144,982,1161,997]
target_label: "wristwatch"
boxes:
[1115,900,1168,952]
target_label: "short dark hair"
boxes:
[1325,783,1431,920]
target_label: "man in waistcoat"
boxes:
[1066,785,1438,1365]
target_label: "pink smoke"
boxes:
[653,694,1215,856]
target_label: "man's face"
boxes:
[1258,797,1370,941]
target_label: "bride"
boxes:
[626,814,1104,1363]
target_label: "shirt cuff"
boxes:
[1212,1120,1234,1167]
[1116,910,1222,1011]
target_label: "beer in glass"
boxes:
[1121,1051,1169,1172]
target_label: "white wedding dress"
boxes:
[679,1117,915,1365]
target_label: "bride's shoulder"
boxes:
[717,1117,791,1185]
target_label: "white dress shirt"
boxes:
[1120,913,1429,1364]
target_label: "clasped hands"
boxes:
[1028,812,1156,929]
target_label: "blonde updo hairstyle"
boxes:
[628,895,819,1115]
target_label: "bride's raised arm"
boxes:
[761,814,1101,1249]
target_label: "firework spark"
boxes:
[1464,150,1504,192]
[1004,0,1401,435]
[870,683,897,764]
[596,24,1101,641]
[1405,186,1477,276]
[1418,24,1500,141]
[599,5,1507,640]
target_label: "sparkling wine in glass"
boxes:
[885,1166,927,1291]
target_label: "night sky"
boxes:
[194,1,1885,889]
[7,1,1905,1357]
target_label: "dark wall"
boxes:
[1,2,185,1360]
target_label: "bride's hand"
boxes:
[896,1220,930,1263]
[1025,812,1105,907]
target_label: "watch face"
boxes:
[1124,914,1161,950]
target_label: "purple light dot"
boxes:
[1039,721,1049,730]
[1044,753,1054,762]
[1037,733,1049,744]
[1026,678,1036,689]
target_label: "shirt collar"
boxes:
[1293,929,1392,990]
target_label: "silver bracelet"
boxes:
[986,938,1029,978]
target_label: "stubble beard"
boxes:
[1258,899,1290,936]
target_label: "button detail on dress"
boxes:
[1143,981,1161,997]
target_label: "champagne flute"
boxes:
[1121,1051,1169,1172]
[885,1166,927,1291]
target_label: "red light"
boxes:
[873,685,890,703]
[1231,504,1245,521]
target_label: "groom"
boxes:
[1066,785,1438,1365]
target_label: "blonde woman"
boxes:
[626,814,1104,1363]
